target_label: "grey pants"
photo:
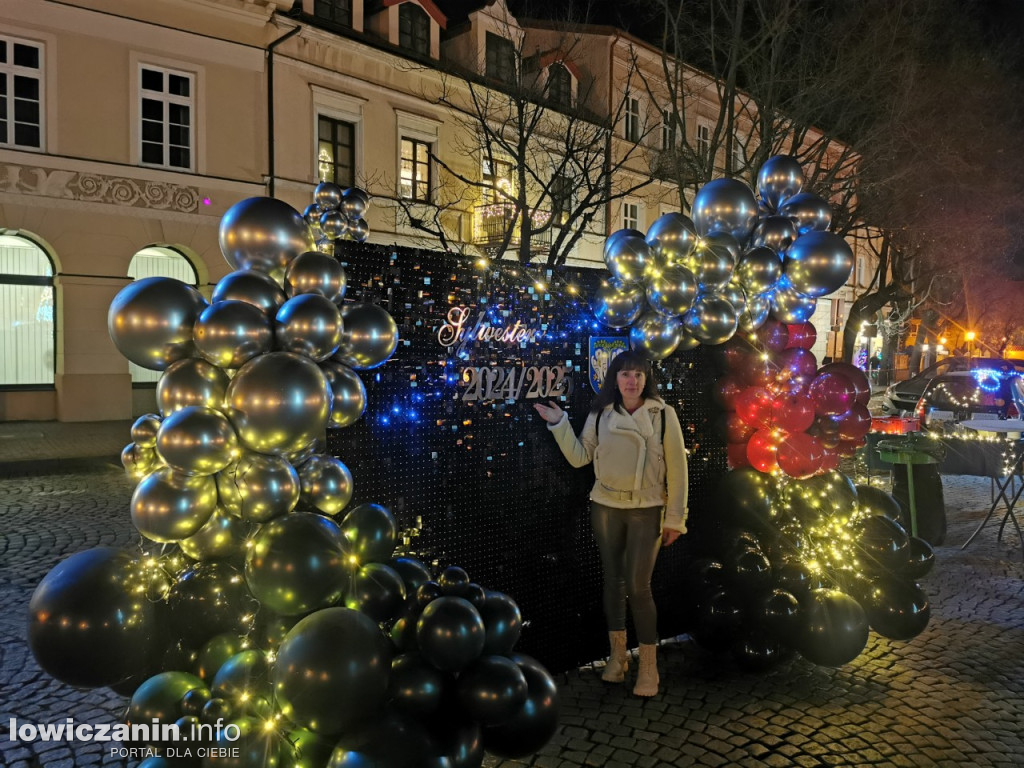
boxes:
[590,500,662,645]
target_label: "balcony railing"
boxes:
[473,202,552,257]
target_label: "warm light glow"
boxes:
[966,331,976,341]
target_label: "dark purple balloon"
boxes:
[807,371,857,417]
[777,347,819,383]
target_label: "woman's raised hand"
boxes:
[533,400,564,424]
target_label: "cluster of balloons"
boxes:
[698,470,933,671]
[30,504,559,767]
[713,319,872,479]
[305,182,372,247]
[592,155,853,359]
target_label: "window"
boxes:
[695,122,711,158]
[140,65,193,170]
[0,34,44,149]
[550,174,571,227]
[625,96,641,142]
[399,4,430,56]
[661,109,676,150]
[318,115,355,188]
[127,248,198,384]
[732,138,744,171]
[547,63,571,107]
[0,234,54,387]
[401,137,431,201]
[623,201,640,231]
[482,155,514,203]
[314,0,352,27]
[486,33,516,84]
[830,297,846,329]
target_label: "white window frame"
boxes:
[623,200,641,231]
[311,87,365,186]
[661,109,676,150]
[0,34,45,151]
[136,62,196,172]
[695,120,711,159]
[395,110,441,221]
[625,95,641,142]
[732,135,745,171]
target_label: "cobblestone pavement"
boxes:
[1,465,1022,768]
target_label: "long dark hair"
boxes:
[590,349,661,413]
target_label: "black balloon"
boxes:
[28,547,158,688]
[390,606,422,653]
[773,560,825,602]
[695,590,744,651]
[856,484,902,521]
[273,607,392,735]
[128,671,208,727]
[480,653,559,759]
[166,562,258,647]
[731,635,791,673]
[477,591,523,655]
[416,596,485,672]
[799,589,869,667]
[863,577,931,641]
[754,588,802,644]
[690,558,728,600]
[390,556,434,593]
[456,655,528,725]
[717,467,775,533]
[901,536,936,580]
[389,653,446,715]
[415,581,444,608]
[731,548,773,593]
[340,503,397,564]
[346,563,407,623]
[857,514,910,574]
[438,566,471,592]
[211,649,271,707]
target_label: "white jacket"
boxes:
[548,399,688,532]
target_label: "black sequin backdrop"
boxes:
[326,243,726,673]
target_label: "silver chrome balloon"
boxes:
[783,231,854,298]
[179,507,251,561]
[193,300,273,369]
[341,187,370,219]
[719,281,748,318]
[314,181,344,211]
[628,312,683,361]
[736,246,783,295]
[285,438,325,466]
[645,265,698,317]
[770,277,818,323]
[682,294,739,346]
[130,467,218,543]
[122,442,158,482]
[333,303,399,370]
[155,405,240,477]
[156,358,230,417]
[130,413,162,448]
[211,270,287,315]
[299,455,354,517]
[603,231,651,285]
[303,202,323,224]
[779,192,832,234]
[591,282,644,329]
[320,210,349,240]
[691,232,738,292]
[320,360,367,428]
[349,218,370,243]
[231,452,301,523]
[285,251,347,303]
[691,178,759,242]
[275,294,344,362]
[756,155,804,211]
[219,197,314,277]
[750,215,799,253]
[107,277,208,371]
[225,351,332,456]
[739,293,771,332]
[645,213,698,265]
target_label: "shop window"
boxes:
[0,233,54,386]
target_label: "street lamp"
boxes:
[966,330,976,360]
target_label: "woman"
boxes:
[534,350,687,697]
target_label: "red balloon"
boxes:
[776,348,819,385]
[736,387,774,430]
[713,374,746,411]
[835,403,872,441]
[771,393,816,433]
[714,337,757,373]
[747,430,780,474]
[756,319,790,353]
[807,371,857,417]
[819,362,871,407]
[744,354,781,387]
[819,450,841,471]
[727,442,751,469]
[777,432,824,480]
[837,439,863,457]
[785,322,817,350]
[725,412,756,443]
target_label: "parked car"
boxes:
[915,368,1024,428]
[881,357,1024,415]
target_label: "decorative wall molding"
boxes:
[0,163,199,213]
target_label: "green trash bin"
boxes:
[876,434,946,542]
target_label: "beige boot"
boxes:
[633,643,659,697]
[601,630,629,683]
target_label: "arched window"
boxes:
[0,233,55,387]
[127,246,198,384]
